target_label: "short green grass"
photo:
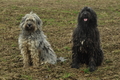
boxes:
[21,75,33,80]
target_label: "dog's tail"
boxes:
[57,57,67,62]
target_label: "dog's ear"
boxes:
[33,13,43,30]
[38,19,43,30]
[21,16,26,24]
[88,7,97,18]
[37,18,41,25]
[36,16,42,28]
[19,16,27,30]
[89,8,98,26]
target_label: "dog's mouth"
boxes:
[83,18,88,22]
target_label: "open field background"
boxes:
[0,0,120,80]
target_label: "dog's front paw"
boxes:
[89,66,96,72]
[71,63,80,69]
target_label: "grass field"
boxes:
[0,0,120,80]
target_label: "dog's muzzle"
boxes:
[25,23,35,31]
[81,11,90,22]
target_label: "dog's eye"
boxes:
[38,21,40,25]
[30,19,34,22]
[26,19,29,21]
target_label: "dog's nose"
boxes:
[27,23,32,27]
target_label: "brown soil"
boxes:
[0,0,120,80]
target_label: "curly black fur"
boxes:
[71,7,103,72]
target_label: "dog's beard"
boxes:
[25,24,35,32]
[24,22,36,32]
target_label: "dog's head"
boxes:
[78,7,97,25]
[20,12,42,32]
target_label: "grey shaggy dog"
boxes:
[18,12,57,67]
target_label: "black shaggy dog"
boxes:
[71,7,103,72]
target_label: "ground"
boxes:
[0,0,120,80]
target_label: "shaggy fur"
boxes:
[18,12,57,67]
[71,7,103,72]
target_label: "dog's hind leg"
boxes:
[39,35,57,64]
[40,47,57,64]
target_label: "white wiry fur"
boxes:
[18,12,57,67]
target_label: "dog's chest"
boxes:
[22,37,39,49]
[79,39,85,50]
[80,39,85,45]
